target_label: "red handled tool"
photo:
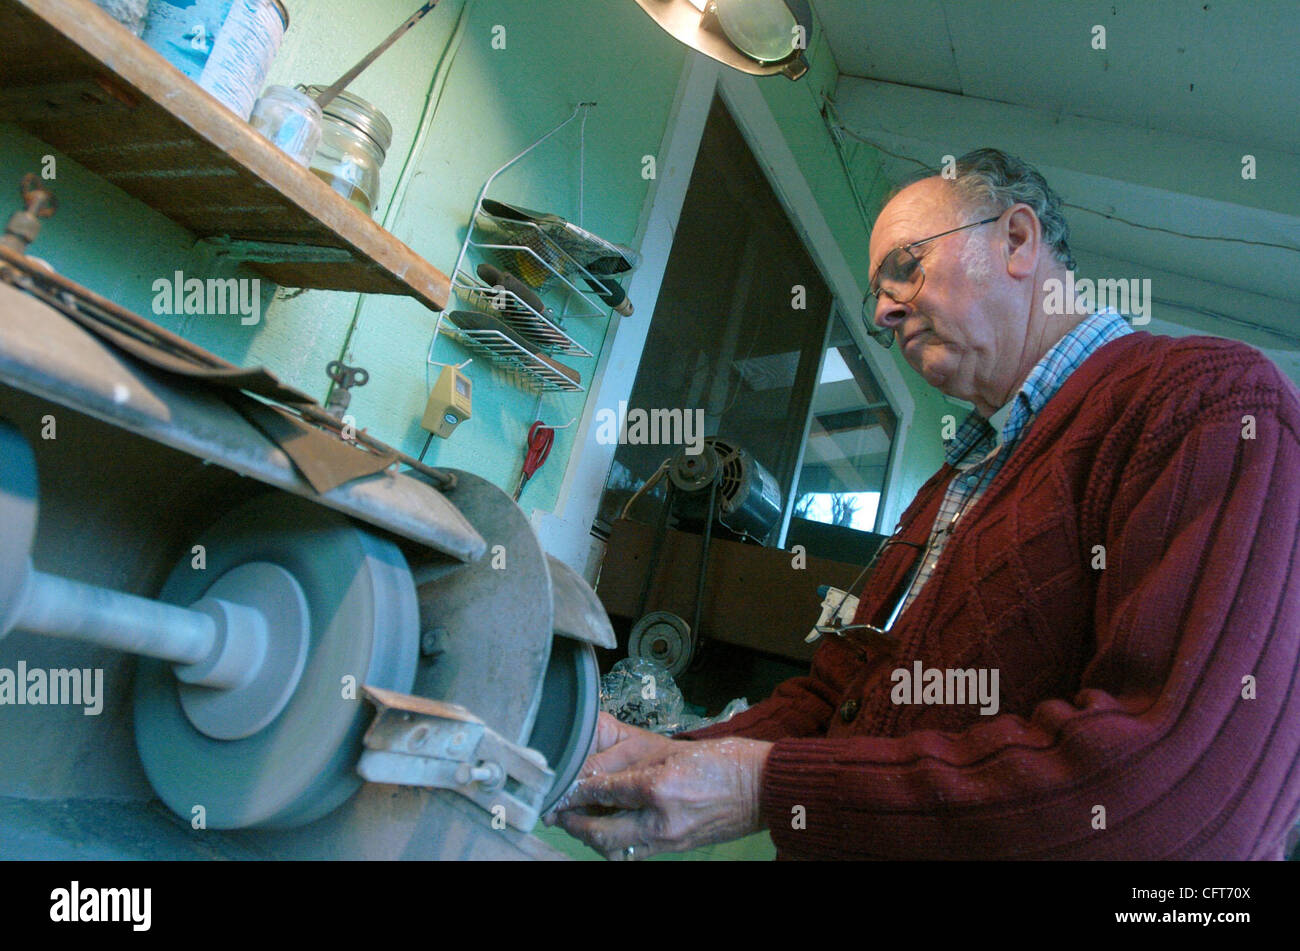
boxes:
[513,421,554,501]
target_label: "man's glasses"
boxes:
[862,214,1002,348]
[811,537,927,651]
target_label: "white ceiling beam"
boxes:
[1077,250,1299,349]
[834,79,1299,216]
[830,77,1300,317]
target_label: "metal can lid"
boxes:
[301,85,393,157]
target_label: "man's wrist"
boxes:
[743,740,774,832]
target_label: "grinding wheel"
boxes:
[527,637,599,815]
[134,492,419,830]
[0,422,38,639]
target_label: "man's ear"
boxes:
[1003,203,1041,279]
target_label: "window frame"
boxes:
[779,305,899,546]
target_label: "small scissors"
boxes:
[513,421,554,501]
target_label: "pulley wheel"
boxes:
[668,444,720,494]
[527,637,600,815]
[134,492,419,830]
[628,610,695,679]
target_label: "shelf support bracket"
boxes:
[197,236,357,265]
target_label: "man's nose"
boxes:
[873,293,910,338]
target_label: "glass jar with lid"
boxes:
[250,85,323,166]
[301,85,393,217]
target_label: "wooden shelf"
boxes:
[0,0,450,310]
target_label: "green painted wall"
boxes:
[333,0,687,509]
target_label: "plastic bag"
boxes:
[600,658,750,736]
[599,658,684,734]
[674,697,750,734]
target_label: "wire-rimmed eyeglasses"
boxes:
[811,536,927,650]
[861,214,1002,348]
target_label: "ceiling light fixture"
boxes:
[634,0,813,80]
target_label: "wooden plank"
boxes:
[0,0,450,310]
[597,519,868,663]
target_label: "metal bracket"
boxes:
[198,236,356,265]
[358,685,554,832]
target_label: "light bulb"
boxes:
[714,0,798,63]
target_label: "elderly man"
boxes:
[548,149,1300,860]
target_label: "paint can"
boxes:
[143,0,290,120]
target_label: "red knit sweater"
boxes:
[685,332,1300,859]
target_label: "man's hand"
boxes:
[542,712,677,822]
[573,711,679,783]
[546,730,773,860]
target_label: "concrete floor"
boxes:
[533,823,776,861]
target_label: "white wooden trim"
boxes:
[532,54,722,581]
[777,297,838,549]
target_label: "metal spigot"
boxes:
[324,360,370,419]
[2,174,58,256]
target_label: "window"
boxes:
[789,312,897,537]
[596,96,831,543]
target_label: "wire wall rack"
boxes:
[432,102,627,393]
[449,270,594,358]
[451,330,584,392]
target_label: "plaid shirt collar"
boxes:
[944,309,1135,466]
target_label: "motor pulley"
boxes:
[627,610,695,680]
